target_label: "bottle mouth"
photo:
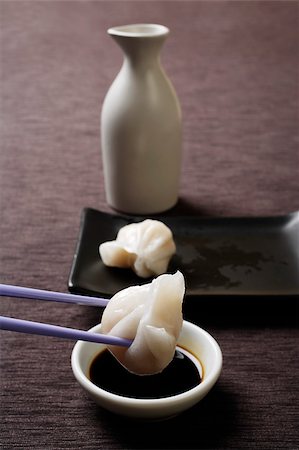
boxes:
[107,24,169,38]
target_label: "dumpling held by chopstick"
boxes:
[99,219,176,278]
[100,271,185,375]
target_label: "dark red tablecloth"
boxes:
[1,2,298,449]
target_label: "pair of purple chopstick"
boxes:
[0,284,132,347]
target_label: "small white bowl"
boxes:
[71,320,222,420]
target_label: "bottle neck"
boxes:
[112,34,166,69]
[108,24,169,71]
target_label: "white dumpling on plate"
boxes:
[100,271,185,375]
[99,219,176,278]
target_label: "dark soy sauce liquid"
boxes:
[89,348,202,399]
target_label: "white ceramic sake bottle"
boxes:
[101,24,182,215]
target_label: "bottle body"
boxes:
[101,24,182,214]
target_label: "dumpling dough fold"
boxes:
[99,219,176,278]
[101,271,185,375]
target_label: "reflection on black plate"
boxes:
[68,208,299,298]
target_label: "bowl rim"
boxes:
[71,320,222,406]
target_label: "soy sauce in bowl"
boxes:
[72,321,222,420]
[89,347,202,399]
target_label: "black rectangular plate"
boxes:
[68,208,299,298]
